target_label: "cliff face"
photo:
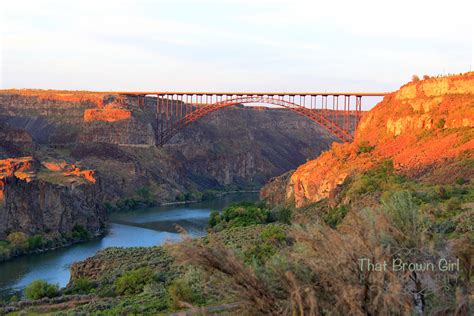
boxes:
[0,157,105,239]
[0,90,337,202]
[263,73,474,207]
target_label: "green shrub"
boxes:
[323,205,349,228]
[114,267,154,295]
[69,277,96,294]
[382,190,426,247]
[168,276,206,310]
[209,202,270,231]
[136,186,152,201]
[208,210,220,228]
[436,118,446,128]
[71,224,90,240]
[201,190,217,201]
[27,235,44,250]
[455,177,467,185]
[260,225,286,244]
[7,232,28,250]
[357,140,375,154]
[271,207,292,224]
[24,280,59,300]
[243,242,277,265]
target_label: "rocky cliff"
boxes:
[0,157,105,240]
[262,73,474,207]
[0,89,337,203]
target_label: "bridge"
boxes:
[118,92,387,146]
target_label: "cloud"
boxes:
[1,0,472,92]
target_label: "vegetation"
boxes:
[104,186,158,213]
[71,224,90,241]
[357,140,375,154]
[208,201,270,231]
[114,267,154,295]
[169,159,473,315]
[0,226,100,263]
[66,277,96,295]
[24,280,59,300]
[4,159,472,315]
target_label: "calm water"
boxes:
[0,192,258,298]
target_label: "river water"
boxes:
[0,192,258,298]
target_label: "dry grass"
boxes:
[168,233,283,315]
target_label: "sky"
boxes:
[0,0,473,95]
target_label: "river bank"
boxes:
[0,192,259,300]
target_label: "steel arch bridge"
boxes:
[119,92,387,146]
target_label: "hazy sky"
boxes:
[1,0,473,93]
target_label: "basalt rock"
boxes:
[262,72,474,208]
[0,157,105,240]
[0,89,338,203]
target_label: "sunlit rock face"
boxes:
[0,89,338,203]
[264,73,474,208]
[0,157,104,239]
[84,104,132,123]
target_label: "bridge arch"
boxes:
[158,95,354,146]
[119,92,387,146]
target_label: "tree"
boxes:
[24,280,59,300]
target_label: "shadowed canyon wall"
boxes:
[0,90,338,206]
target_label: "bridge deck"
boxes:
[117,91,388,97]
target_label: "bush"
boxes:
[436,118,445,129]
[382,190,425,247]
[201,190,217,201]
[323,205,349,228]
[24,280,59,300]
[209,202,270,231]
[7,232,28,250]
[71,224,90,240]
[168,271,207,310]
[357,140,375,154]
[136,187,152,201]
[243,242,277,265]
[412,74,420,82]
[270,207,292,224]
[114,267,154,295]
[260,225,286,244]
[69,277,96,294]
[27,235,44,250]
[208,210,220,228]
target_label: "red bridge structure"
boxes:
[119,92,387,146]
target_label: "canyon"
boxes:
[0,89,337,248]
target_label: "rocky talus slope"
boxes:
[262,73,474,207]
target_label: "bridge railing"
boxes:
[119,92,387,145]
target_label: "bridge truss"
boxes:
[119,92,387,146]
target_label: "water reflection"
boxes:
[0,192,258,298]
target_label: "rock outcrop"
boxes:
[262,73,474,207]
[0,157,105,239]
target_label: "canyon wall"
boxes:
[262,73,474,208]
[0,158,105,239]
[0,89,337,203]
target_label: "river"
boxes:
[0,192,259,299]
